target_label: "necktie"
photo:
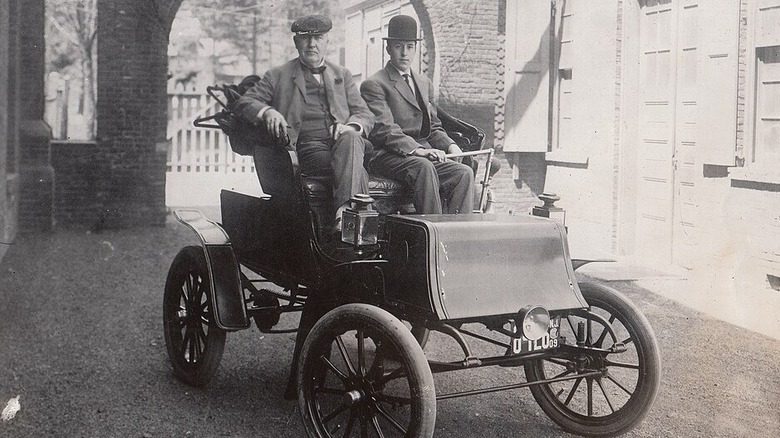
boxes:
[402,74,415,97]
[309,65,326,74]
[402,73,429,135]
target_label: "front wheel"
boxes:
[525,282,661,437]
[163,245,226,386]
[298,303,436,437]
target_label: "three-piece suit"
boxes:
[234,59,374,209]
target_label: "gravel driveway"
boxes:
[0,221,778,437]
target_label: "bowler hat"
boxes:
[383,15,422,41]
[291,15,332,35]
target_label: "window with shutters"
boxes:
[735,0,780,182]
[752,46,780,169]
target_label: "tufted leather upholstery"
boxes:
[368,176,416,215]
[302,174,416,239]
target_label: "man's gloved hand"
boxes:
[261,108,289,139]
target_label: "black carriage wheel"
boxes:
[298,303,436,438]
[524,282,661,437]
[163,245,226,386]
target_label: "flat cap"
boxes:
[291,15,332,35]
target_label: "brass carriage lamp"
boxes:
[532,193,566,227]
[342,194,380,247]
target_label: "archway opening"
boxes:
[165,0,344,207]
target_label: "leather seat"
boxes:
[296,108,490,240]
[368,176,416,215]
[301,174,415,240]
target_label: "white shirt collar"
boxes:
[391,64,415,97]
[391,64,411,78]
[300,59,325,83]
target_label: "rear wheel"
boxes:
[163,245,226,386]
[298,303,436,437]
[525,282,661,437]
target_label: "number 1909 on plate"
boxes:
[510,316,561,354]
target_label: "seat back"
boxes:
[221,144,321,287]
[438,107,485,152]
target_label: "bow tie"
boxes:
[309,65,326,74]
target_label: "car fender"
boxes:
[173,209,250,331]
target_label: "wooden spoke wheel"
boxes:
[163,245,226,386]
[525,282,661,437]
[298,304,436,438]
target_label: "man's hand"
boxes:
[332,123,358,141]
[261,108,289,139]
[447,143,463,163]
[411,147,446,162]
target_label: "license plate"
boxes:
[509,316,560,354]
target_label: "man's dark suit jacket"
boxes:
[360,62,453,155]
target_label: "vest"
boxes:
[297,72,332,143]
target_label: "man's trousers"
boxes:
[296,131,372,209]
[369,150,474,214]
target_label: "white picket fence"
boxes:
[166,88,263,206]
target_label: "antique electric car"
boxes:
[163,83,661,437]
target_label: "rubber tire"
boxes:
[163,245,226,386]
[525,282,661,437]
[298,303,436,437]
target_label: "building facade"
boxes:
[343,0,780,318]
[3,0,778,314]
[534,0,780,296]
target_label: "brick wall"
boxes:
[1,0,23,260]
[17,0,54,233]
[51,141,106,228]
[493,152,546,215]
[89,0,184,229]
[1,1,8,182]
[735,0,749,161]
[1,0,10,258]
[418,0,503,152]
[4,0,19,174]
[412,0,542,213]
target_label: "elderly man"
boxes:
[234,15,374,232]
[360,15,474,214]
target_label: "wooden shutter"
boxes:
[756,0,780,48]
[503,0,552,152]
[697,0,739,165]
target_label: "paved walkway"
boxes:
[575,259,780,340]
[562,226,780,340]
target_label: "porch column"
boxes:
[19,0,54,232]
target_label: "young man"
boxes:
[360,15,474,214]
[234,15,374,231]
